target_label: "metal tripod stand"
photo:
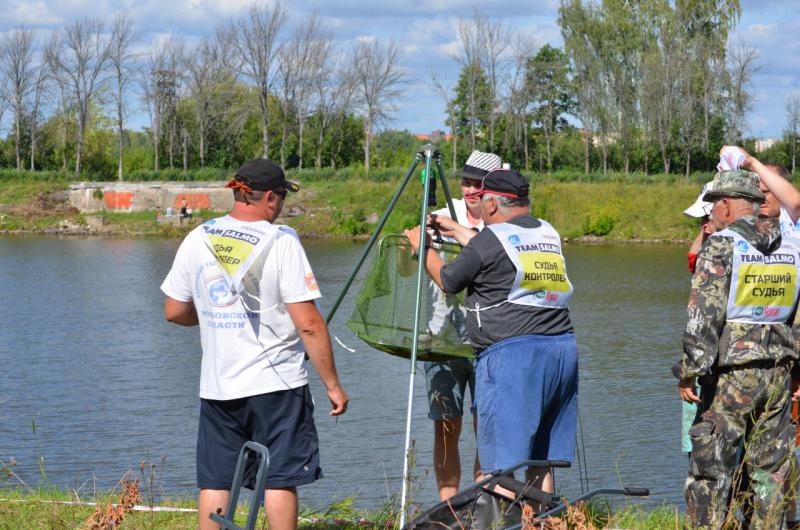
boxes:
[325,144,460,527]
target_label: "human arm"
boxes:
[674,236,732,386]
[164,297,199,326]
[688,220,715,273]
[734,146,800,222]
[429,214,478,247]
[286,300,348,416]
[404,225,446,291]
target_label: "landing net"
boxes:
[346,234,475,362]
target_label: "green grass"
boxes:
[0,487,686,529]
[0,487,398,529]
[0,180,68,204]
[608,504,686,529]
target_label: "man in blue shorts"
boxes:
[406,168,577,493]
[161,158,348,530]
[424,150,500,500]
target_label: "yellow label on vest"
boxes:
[734,263,796,307]
[207,235,256,276]
[519,252,570,292]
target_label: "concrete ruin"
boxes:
[68,182,234,213]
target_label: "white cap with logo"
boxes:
[683,181,715,218]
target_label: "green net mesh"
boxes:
[346,234,475,362]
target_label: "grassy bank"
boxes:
[0,486,682,529]
[0,175,704,241]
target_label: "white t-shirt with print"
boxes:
[161,217,321,400]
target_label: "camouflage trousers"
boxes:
[686,363,794,529]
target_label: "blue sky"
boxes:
[1,0,797,139]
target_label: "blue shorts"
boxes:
[197,385,321,490]
[423,358,476,421]
[476,333,578,473]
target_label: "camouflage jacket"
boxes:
[674,215,800,381]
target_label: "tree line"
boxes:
[0,1,798,180]
[438,1,795,176]
[0,3,406,179]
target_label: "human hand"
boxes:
[718,145,749,171]
[701,219,715,237]
[327,385,349,416]
[403,226,422,254]
[792,378,800,402]
[428,214,460,237]
[678,378,700,404]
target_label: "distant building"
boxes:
[755,138,778,153]
[415,129,453,142]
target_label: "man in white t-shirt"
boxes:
[423,150,499,500]
[161,158,348,530]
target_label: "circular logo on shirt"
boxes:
[207,276,236,307]
[752,306,764,317]
[534,290,546,299]
[737,240,749,252]
[508,234,521,245]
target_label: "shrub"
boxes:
[582,206,619,236]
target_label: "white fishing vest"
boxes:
[487,220,573,309]
[200,215,286,313]
[713,228,800,324]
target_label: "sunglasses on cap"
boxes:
[463,180,526,200]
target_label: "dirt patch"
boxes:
[8,191,79,218]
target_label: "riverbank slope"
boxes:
[0,178,702,241]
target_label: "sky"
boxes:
[0,0,797,139]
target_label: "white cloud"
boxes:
[3,1,64,26]
[0,0,795,137]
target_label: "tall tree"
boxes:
[235,1,287,159]
[500,34,538,170]
[51,18,111,176]
[314,56,356,170]
[277,12,331,169]
[526,44,575,172]
[785,92,800,174]
[351,38,405,175]
[679,0,740,168]
[30,37,53,171]
[47,38,74,172]
[108,12,137,180]
[472,10,511,152]
[454,14,489,152]
[142,36,182,171]
[559,0,605,174]
[431,72,459,174]
[186,28,234,168]
[452,62,491,154]
[0,27,35,171]
[725,38,760,143]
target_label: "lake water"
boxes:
[0,237,691,512]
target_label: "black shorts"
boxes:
[197,385,321,490]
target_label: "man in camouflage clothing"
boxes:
[675,170,800,528]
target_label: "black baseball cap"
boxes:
[464,169,529,199]
[234,158,299,192]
